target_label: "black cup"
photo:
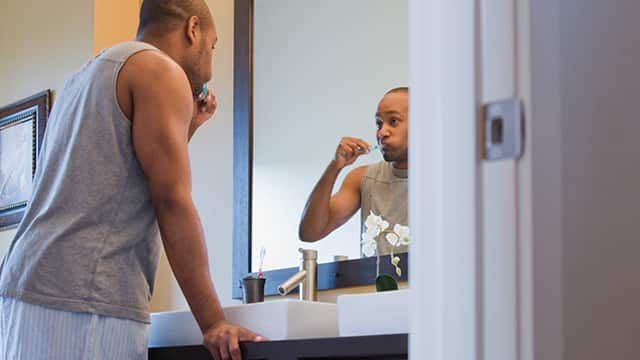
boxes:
[242,276,265,304]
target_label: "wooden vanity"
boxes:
[149,333,408,360]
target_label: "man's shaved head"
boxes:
[385,86,409,95]
[137,0,213,37]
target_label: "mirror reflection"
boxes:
[251,0,408,272]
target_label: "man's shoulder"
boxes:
[115,43,191,121]
[341,165,368,191]
[349,165,370,178]
[120,46,190,103]
[123,48,181,79]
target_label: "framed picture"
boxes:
[0,90,50,229]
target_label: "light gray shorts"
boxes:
[0,296,149,360]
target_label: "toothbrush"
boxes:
[197,84,209,104]
[358,144,379,154]
[257,246,266,278]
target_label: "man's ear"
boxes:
[185,15,200,45]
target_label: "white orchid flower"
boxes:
[362,212,411,279]
[377,218,390,233]
[361,230,373,244]
[363,224,379,240]
[364,211,389,236]
[364,212,379,233]
[361,229,378,257]
[392,224,411,246]
[386,232,400,247]
[361,236,377,257]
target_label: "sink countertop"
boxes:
[149,299,338,348]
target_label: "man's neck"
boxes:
[391,161,408,170]
[136,33,182,65]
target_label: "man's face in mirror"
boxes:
[375,91,409,166]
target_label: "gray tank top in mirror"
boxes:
[360,161,408,256]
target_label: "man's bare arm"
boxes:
[299,164,366,241]
[298,137,372,241]
[124,51,260,360]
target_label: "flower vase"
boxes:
[375,274,399,292]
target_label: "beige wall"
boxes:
[0,0,386,313]
[93,0,140,55]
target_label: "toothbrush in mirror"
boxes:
[357,144,379,154]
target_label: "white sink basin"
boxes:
[149,299,338,347]
[337,289,410,337]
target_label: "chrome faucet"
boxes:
[277,248,317,301]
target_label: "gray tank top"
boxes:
[0,42,161,323]
[360,161,408,256]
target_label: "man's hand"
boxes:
[333,137,371,169]
[203,320,266,360]
[189,86,217,138]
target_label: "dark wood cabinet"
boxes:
[149,334,408,360]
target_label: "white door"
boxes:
[411,0,640,359]
[408,0,531,359]
[528,1,640,359]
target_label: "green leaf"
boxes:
[376,274,399,292]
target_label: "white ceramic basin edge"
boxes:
[149,299,338,348]
[337,289,410,337]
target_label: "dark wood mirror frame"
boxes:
[231,0,408,299]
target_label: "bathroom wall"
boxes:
[0,0,94,255]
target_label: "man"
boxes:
[299,87,408,256]
[0,1,262,359]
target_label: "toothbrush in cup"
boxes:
[257,246,266,279]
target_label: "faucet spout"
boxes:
[277,248,318,301]
[277,269,307,296]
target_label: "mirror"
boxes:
[233,0,409,298]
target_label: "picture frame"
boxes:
[0,90,50,229]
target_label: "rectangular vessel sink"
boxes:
[149,299,338,348]
[337,289,410,337]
